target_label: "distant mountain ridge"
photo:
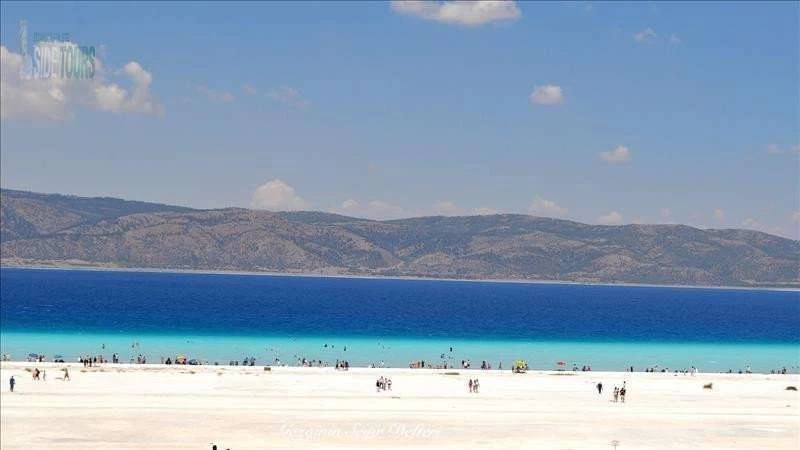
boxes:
[1,189,798,287]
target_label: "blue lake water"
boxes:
[1,268,798,372]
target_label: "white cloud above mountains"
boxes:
[196,85,234,103]
[0,45,163,120]
[266,86,310,108]
[432,201,497,216]
[634,28,657,43]
[529,85,564,105]
[251,179,310,211]
[766,143,800,155]
[598,211,624,225]
[529,196,568,217]
[242,84,310,108]
[390,1,521,26]
[335,198,406,220]
[600,145,631,164]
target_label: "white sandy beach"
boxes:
[0,362,798,449]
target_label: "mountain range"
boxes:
[1,189,798,287]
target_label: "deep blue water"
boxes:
[1,267,798,343]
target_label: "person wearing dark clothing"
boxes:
[596,382,603,394]
[9,376,15,392]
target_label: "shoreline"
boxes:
[3,360,798,376]
[3,263,798,292]
[3,331,799,375]
[1,361,796,376]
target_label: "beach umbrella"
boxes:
[28,353,38,358]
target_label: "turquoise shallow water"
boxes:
[2,331,798,373]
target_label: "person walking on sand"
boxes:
[596,382,603,394]
[63,367,70,381]
[468,379,473,393]
[9,376,15,392]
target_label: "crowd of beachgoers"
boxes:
[3,351,796,376]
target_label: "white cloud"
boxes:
[196,85,234,103]
[432,201,499,216]
[767,144,783,155]
[599,145,631,164]
[334,198,405,220]
[471,207,498,215]
[529,84,564,105]
[766,143,800,155]
[713,208,726,223]
[598,211,623,225]
[251,179,310,211]
[0,45,163,120]
[669,34,682,45]
[340,198,360,211]
[390,1,521,26]
[434,200,462,216]
[529,196,568,217]
[120,61,163,115]
[242,84,309,107]
[739,219,785,237]
[1,45,67,120]
[634,28,657,42]
[267,86,310,108]
[741,217,769,233]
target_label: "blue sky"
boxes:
[1,1,798,238]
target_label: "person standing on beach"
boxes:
[63,367,70,381]
[9,376,15,392]
[596,382,603,394]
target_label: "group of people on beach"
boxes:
[229,357,256,366]
[596,381,627,403]
[335,360,350,370]
[80,355,105,367]
[467,378,480,393]
[27,354,47,363]
[375,376,392,392]
[613,383,627,403]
